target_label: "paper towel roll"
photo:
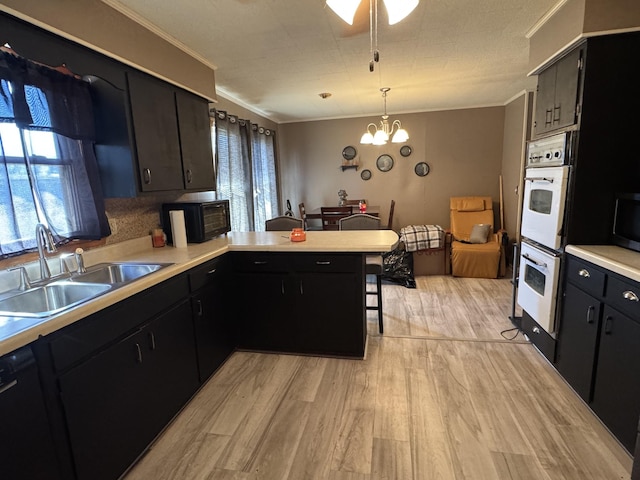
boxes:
[169,210,188,248]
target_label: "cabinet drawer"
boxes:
[605,275,640,322]
[189,256,228,292]
[292,254,362,273]
[522,312,556,362]
[565,255,606,297]
[232,252,290,273]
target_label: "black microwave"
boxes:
[161,200,231,244]
[612,193,640,253]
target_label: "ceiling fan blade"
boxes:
[340,0,369,37]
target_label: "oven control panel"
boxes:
[527,132,570,167]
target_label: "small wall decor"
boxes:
[400,145,412,157]
[338,189,348,206]
[414,162,430,177]
[376,154,394,172]
[360,169,372,181]
[342,146,357,160]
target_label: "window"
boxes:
[214,111,278,232]
[0,51,110,257]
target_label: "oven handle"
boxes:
[524,176,555,183]
[522,253,547,269]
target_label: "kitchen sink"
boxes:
[0,281,112,318]
[70,262,171,285]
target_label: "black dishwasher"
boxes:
[0,345,62,480]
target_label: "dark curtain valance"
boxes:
[0,50,95,140]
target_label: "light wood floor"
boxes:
[124,274,633,480]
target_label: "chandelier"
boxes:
[326,0,419,72]
[360,87,409,145]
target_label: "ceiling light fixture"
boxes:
[326,0,419,72]
[326,0,418,25]
[360,87,409,145]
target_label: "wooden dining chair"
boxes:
[339,213,384,334]
[384,199,396,230]
[265,215,303,231]
[320,206,352,230]
[298,202,321,231]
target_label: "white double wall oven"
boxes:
[517,131,573,335]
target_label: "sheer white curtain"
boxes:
[250,123,278,231]
[214,110,278,232]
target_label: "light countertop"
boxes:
[565,245,640,283]
[0,230,399,356]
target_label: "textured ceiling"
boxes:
[106,0,559,123]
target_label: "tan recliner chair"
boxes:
[449,196,505,278]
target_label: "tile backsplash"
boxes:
[104,191,216,244]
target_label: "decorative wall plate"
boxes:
[400,145,412,157]
[361,169,372,181]
[414,162,430,177]
[376,154,394,172]
[342,146,357,160]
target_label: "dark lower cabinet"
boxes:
[189,256,235,382]
[0,346,62,480]
[590,305,640,453]
[234,252,365,357]
[58,300,198,480]
[557,254,640,454]
[555,282,602,402]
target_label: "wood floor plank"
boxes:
[330,340,378,475]
[370,438,412,480]
[373,337,411,442]
[214,354,303,471]
[407,366,457,479]
[286,359,355,480]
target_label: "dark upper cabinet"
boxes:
[534,46,583,136]
[176,89,216,191]
[127,70,184,192]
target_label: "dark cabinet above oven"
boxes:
[534,46,583,136]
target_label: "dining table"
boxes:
[306,205,381,219]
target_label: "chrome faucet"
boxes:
[74,248,86,274]
[35,223,57,281]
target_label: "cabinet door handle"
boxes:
[253,261,268,265]
[545,109,552,126]
[578,269,590,278]
[149,332,156,351]
[553,105,561,123]
[299,280,304,295]
[0,379,17,395]
[603,315,613,335]
[143,168,151,184]
[316,261,331,265]
[186,169,193,184]
[281,279,285,295]
[196,299,203,317]
[207,268,217,275]
[622,290,639,302]
[586,305,595,324]
[532,326,541,334]
[135,343,143,363]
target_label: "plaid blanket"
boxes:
[399,225,445,252]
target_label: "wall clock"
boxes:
[342,146,357,160]
[414,162,430,177]
[360,169,372,181]
[376,154,394,172]
[400,145,412,157]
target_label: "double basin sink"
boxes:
[0,262,172,318]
